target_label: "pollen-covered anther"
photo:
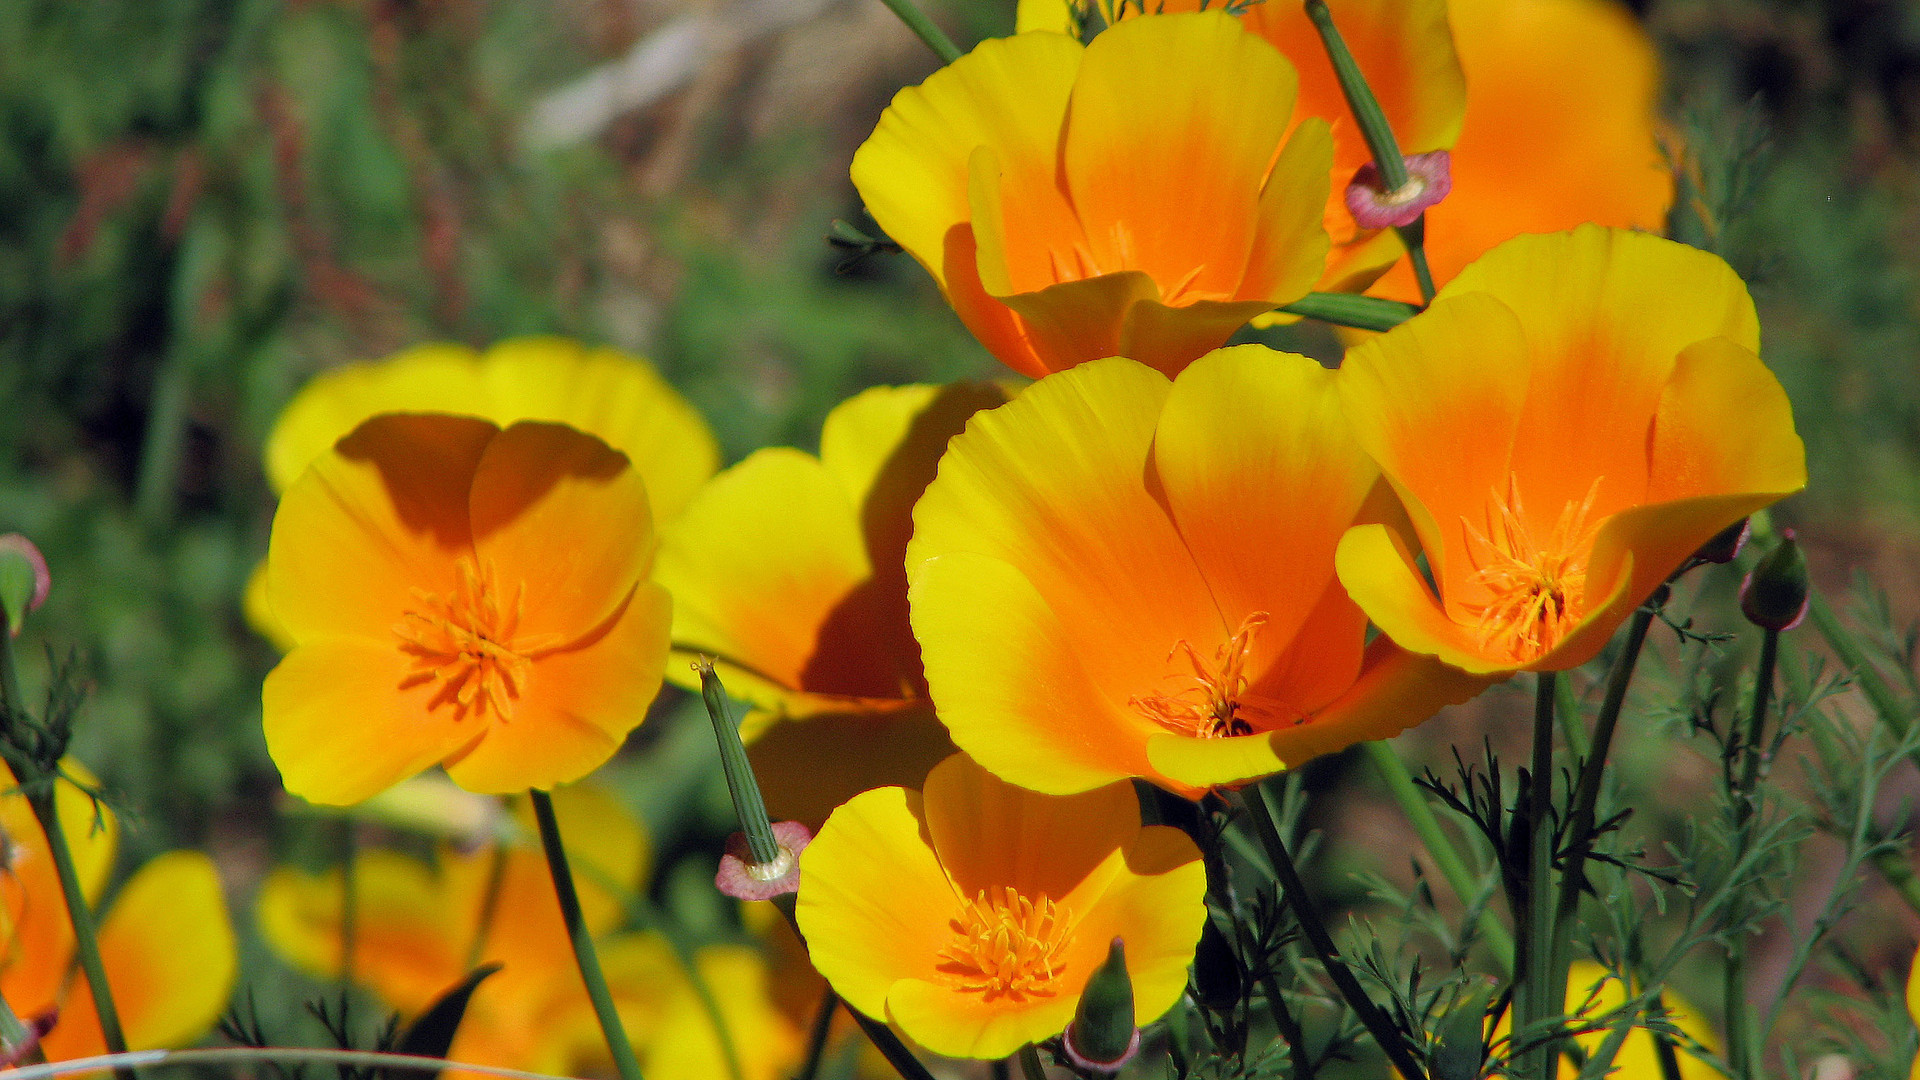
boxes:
[1130,612,1280,738]
[393,557,560,721]
[1460,475,1605,663]
[936,887,1075,1003]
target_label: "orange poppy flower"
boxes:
[796,753,1206,1059]
[656,383,1006,826]
[258,786,801,1080]
[1335,227,1806,675]
[1017,0,1465,292]
[262,414,670,803]
[1367,0,1672,301]
[247,336,717,651]
[907,346,1489,798]
[0,766,235,1060]
[853,12,1333,379]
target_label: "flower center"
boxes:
[1129,612,1278,739]
[935,887,1074,1003]
[1459,475,1605,663]
[393,557,559,721]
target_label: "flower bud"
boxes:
[0,534,49,637]
[1694,518,1751,565]
[1345,150,1452,230]
[1740,531,1809,632]
[715,819,811,901]
[1063,938,1139,1072]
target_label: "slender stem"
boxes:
[529,790,645,1080]
[1650,992,1685,1080]
[339,820,358,988]
[1808,588,1909,739]
[0,611,22,744]
[133,349,191,526]
[876,0,961,63]
[1394,218,1438,304]
[1552,607,1656,949]
[1236,784,1428,1080]
[797,987,839,1080]
[991,1060,1011,1080]
[27,789,133,1080]
[1869,847,1920,917]
[772,896,939,1080]
[1515,673,1559,1080]
[1361,741,1515,972]
[1724,628,1778,1080]
[1018,1044,1048,1080]
[1260,974,1313,1080]
[0,1046,580,1080]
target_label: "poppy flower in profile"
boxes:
[247,336,717,650]
[262,414,670,803]
[656,382,1007,826]
[0,765,236,1061]
[853,11,1333,378]
[796,753,1207,1059]
[1335,227,1806,675]
[1365,0,1673,301]
[257,785,802,1080]
[907,346,1489,799]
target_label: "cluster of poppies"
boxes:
[8,0,1812,1073]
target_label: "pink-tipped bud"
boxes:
[1345,150,1453,229]
[715,819,811,901]
[1062,938,1138,1072]
[0,534,49,637]
[1740,530,1809,633]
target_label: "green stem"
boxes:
[1278,292,1420,332]
[772,896,938,1080]
[1301,0,1437,303]
[1650,992,1685,1080]
[1361,741,1515,972]
[133,350,191,527]
[1808,588,1909,739]
[1260,974,1313,1080]
[876,0,961,63]
[1552,607,1656,961]
[27,788,133,1080]
[1515,672,1558,1080]
[529,790,645,1080]
[796,986,839,1080]
[0,1046,579,1080]
[1018,1044,1048,1080]
[1724,628,1778,1080]
[1237,783,1428,1080]
[1869,847,1920,918]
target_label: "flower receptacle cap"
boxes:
[1740,530,1809,632]
[0,534,49,638]
[716,819,812,901]
[1345,151,1452,230]
[1063,938,1138,1072]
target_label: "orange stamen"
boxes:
[1459,475,1605,663]
[1130,612,1283,738]
[935,887,1074,1003]
[393,558,560,721]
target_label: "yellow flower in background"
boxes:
[853,12,1332,379]
[1335,227,1806,675]
[1488,962,1717,1079]
[0,766,236,1061]
[258,785,802,1080]
[907,347,1488,798]
[1366,0,1673,302]
[247,336,718,650]
[263,415,670,803]
[1017,0,1465,292]
[796,753,1206,1059]
[656,382,1006,826]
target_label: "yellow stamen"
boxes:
[1130,612,1284,738]
[1459,475,1605,663]
[393,558,560,722]
[935,887,1074,1003]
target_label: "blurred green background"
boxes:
[1,0,1918,1066]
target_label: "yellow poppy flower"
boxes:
[262,415,670,803]
[907,347,1488,798]
[1368,0,1672,301]
[796,753,1207,1059]
[853,12,1332,378]
[1335,227,1806,675]
[248,336,718,650]
[656,382,1006,825]
[1017,0,1465,292]
[1488,962,1717,1080]
[0,766,236,1060]
[257,786,801,1080]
